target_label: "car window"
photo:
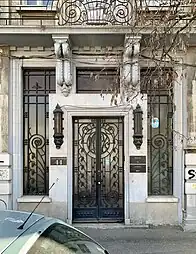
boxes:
[27,223,106,254]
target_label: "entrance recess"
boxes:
[73,117,124,222]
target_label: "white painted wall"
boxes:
[49,93,147,223]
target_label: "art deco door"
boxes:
[73,117,124,222]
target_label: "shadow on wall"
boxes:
[0,199,7,210]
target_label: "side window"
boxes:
[23,69,55,195]
[141,68,173,195]
[76,68,120,94]
[27,223,106,253]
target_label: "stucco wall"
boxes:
[129,202,178,225]
[18,201,68,221]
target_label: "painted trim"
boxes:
[11,58,56,210]
[65,108,131,224]
[11,59,23,210]
[173,61,184,223]
[17,196,52,203]
[146,196,179,203]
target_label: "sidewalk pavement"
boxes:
[76,224,196,254]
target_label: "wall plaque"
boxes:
[130,156,146,173]
[130,156,146,164]
[130,165,146,173]
[50,157,67,166]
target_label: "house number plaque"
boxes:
[50,157,67,166]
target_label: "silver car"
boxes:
[0,210,109,254]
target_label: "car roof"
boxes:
[0,210,45,253]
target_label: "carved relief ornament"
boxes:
[53,37,72,96]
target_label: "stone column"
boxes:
[52,35,72,96]
[122,35,141,102]
[0,47,11,210]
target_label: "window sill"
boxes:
[146,196,179,203]
[16,6,57,17]
[17,196,52,203]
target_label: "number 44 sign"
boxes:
[185,168,196,180]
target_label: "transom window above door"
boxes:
[76,68,120,94]
[26,0,53,6]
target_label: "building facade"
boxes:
[0,0,196,229]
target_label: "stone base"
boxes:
[183,219,196,232]
[18,201,68,222]
[130,202,179,226]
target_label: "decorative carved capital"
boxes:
[54,41,62,59]
[62,39,71,59]
[124,35,141,60]
[53,35,72,97]
[53,36,71,59]
[122,36,141,98]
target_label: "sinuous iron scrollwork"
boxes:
[56,0,134,25]
[73,117,124,221]
[144,69,173,195]
[26,129,47,195]
[150,133,173,195]
[23,69,55,195]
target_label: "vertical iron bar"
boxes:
[117,118,120,200]
[150,93,153,194]
[35,75,38,194]
[167,94,169,193]
[44,70,47,194]
[27,72,30,194]
[96,118,101,219]
[77,120,79,206]
[158,86,161,193]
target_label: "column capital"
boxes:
[52,34,71,59]
[52,34,70,43]
[124,34,142,44]
[124,35,141,59]
[52,34,72,96]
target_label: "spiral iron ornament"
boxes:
[152,134,167,149]
[56,0,134,25]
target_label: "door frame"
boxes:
[64,108,130,224]
[72,116,125,222]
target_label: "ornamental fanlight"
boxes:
[56,0,133,26]
[133,104,143,150]
[53,104,64,149]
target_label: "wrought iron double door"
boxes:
[73,117,124,222]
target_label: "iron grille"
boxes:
[73,117,124,221]
[141,69,173,195]
[23,69,55,195]
[0,0,134,26]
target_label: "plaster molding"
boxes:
[53,35,72,97]
[11,58,23,209]
[122,35,141,101]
